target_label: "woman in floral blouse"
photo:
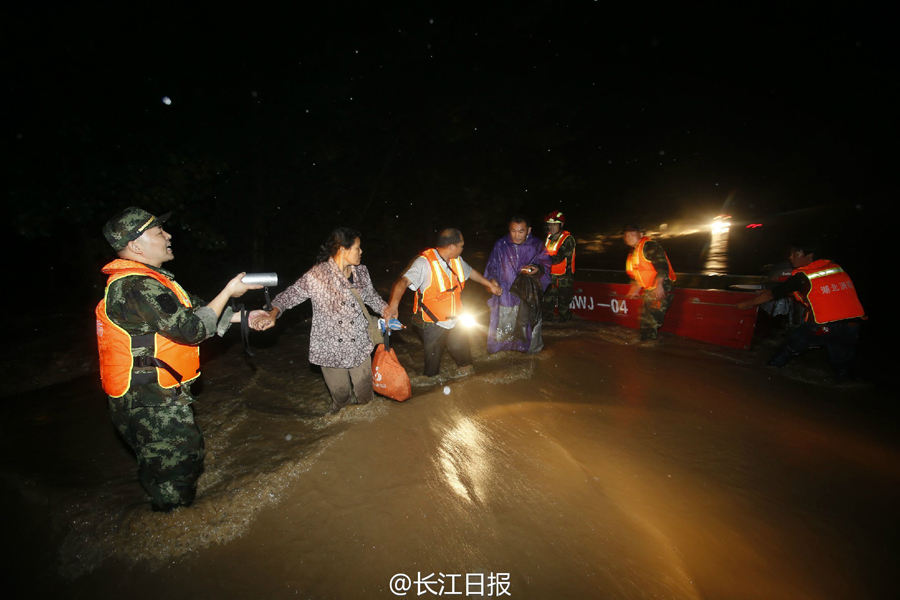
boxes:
[251,228,390,412]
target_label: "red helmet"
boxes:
[543,211,565,226]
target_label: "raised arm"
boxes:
[206,272,262,318]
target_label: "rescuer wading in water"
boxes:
[542,211,576,323]
[96,207,261,512]
[737,243,865,383]
[623,224,677,343]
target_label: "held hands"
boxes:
[489,279,502,296]
[249,310,277,331]
[229,309,274,324]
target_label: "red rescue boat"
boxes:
[569,275,761,350]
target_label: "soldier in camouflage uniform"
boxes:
[97,207,260,512]
[623,224,677,342]
[541,211,577,323]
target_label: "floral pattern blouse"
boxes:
[271,258,388,369]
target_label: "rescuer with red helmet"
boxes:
[542,211,577,322]
[737,243,865,382]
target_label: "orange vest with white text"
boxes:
[545,231,575,276]
[413,248,466,323]
[791,260,865,324]
[96,259,201,397]
[626,237,676,290]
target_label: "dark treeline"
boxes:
[5,3,888,310]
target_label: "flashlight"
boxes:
[459,313,477,328]
[242,272,278,287]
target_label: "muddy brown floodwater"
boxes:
[1,311,896,600]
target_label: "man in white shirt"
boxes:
[387,228,501,378]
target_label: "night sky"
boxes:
[4,2,890,306]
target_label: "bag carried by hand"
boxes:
[372,331,412,401]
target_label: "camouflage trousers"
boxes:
[640,286,674,341]
[543,274,575,322]
[108,386,205,512]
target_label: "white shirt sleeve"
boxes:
[403,256,431,291]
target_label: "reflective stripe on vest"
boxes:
[545,231,575,276]
[412,248,466,323]
[96,260,201,397]
[792,260,865,324]
[625,237,676,289]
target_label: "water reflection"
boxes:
[437,417,491,504]
[704,229,730,274]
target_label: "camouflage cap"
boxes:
[103,207,171,250]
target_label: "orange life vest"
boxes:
[625,237,676,290]
[412,248,466,323]
[791,260,865,324]
[96,259,201,397]
[545,230,575,276]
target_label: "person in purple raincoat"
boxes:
[484,216,552,354]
